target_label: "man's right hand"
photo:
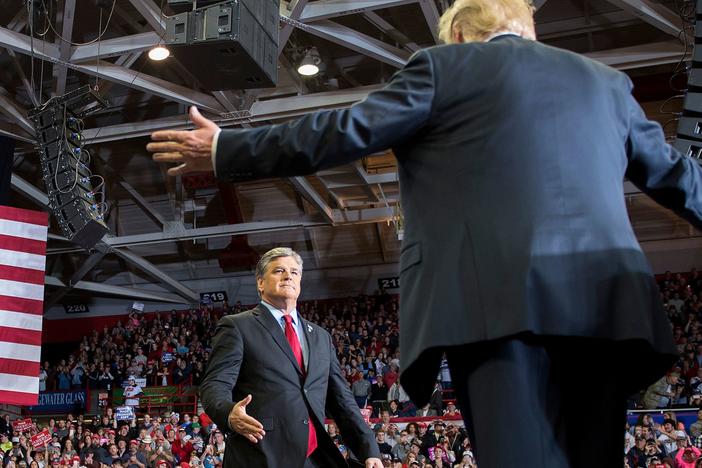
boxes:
[228,394,265,444]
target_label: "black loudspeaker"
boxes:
[674,1,702,160]
[29,86,110,250]
[164,0,279,90]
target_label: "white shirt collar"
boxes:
[485,31,521,42]
[261,300,300,326]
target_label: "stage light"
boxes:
[297,48,321,77]
[148,45,170,61]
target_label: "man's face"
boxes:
[664,423,673,432]
[381,412,390,424]
[376,431,385,443]
[257,257,302,304]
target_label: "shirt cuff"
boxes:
[211,128,222,178]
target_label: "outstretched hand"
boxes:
[227,394,266,444]
[147,106,220,176]
[365,458,383,468]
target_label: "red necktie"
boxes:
[283,315,318,456]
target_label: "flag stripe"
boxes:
[0,249,46,272]
[0,295,43,315]
[0,235,47,256]
[0,310,42,331]
[0,389,38,406]
[0,279,44,301]
[0,219,49,241]
[0,373,39,394]
[0,206,48,227]
[0,341,41,362]
[0,206,47,407]
[0,326,41,346]
[0,265,45,286]
[0,358,40,377]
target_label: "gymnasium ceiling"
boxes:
[0,0,698,306]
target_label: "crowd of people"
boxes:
[24,268,702,467]
[0,408,475,468]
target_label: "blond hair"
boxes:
[438,0,535,44]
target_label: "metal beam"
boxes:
[534,0,548,10]
[127,0,167,34]
[417,0,440,43]
[70,32,159,62]
[118,181,168,228]
[0,26,60,61]
[584,40,688,70]
[45,276,191,304]
[5,10,38,107]
[536,10,636,39]
[283,18,410,67]
[71,61,225,113]
[603,0,683,37]
[0,123,34,143]
[352,162,380,201]
[82,86,380,143]
[289,176,335,224]
[363,11,420,53]
[54,0,77,96]
[332,206,395,224]
[45,249,107,307]
[10,174,48,208]
[279,0,309,54]
[8,50,40,107]
[97,52,142,96]
[0,90,34,134]
[298,0,415,22]
[111,247,199,302]
[101,220,327,249]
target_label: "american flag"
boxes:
[0,206,48,406]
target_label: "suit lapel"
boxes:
[252,304,304,377]
[300,314,322,379]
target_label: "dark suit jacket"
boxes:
[214,36,702,405]
[199,305,379,468]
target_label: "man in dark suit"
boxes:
[199,248,381,468]
[149,0,702,464]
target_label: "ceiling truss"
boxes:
[0,0,693,306]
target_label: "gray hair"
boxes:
[255,247,304,281]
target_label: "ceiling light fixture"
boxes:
[148,45,170,61]
[297,48,321,76]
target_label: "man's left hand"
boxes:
[365,458,383,468]
[147,106,220,176]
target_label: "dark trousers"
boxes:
[446,335,631,468]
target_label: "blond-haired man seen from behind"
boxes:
[150,1,702,465]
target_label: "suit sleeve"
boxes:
[199,316,243,432]
[215,49,435,182]
[324,335,381,461]
[624,86,702,229]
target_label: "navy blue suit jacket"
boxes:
[214,36,702,405]
[200,306,379,467]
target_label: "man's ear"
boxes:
[452,28,464,44]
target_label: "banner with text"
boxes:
[12,418,33,432]
[25,390,86,414]
[31,430,52,449]
[115,406,135,421]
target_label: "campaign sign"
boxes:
[115,406,135,421]
[162,352,174,363]
[12,418,33,432]
[120,378,147,388]
[31,430,52,449]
